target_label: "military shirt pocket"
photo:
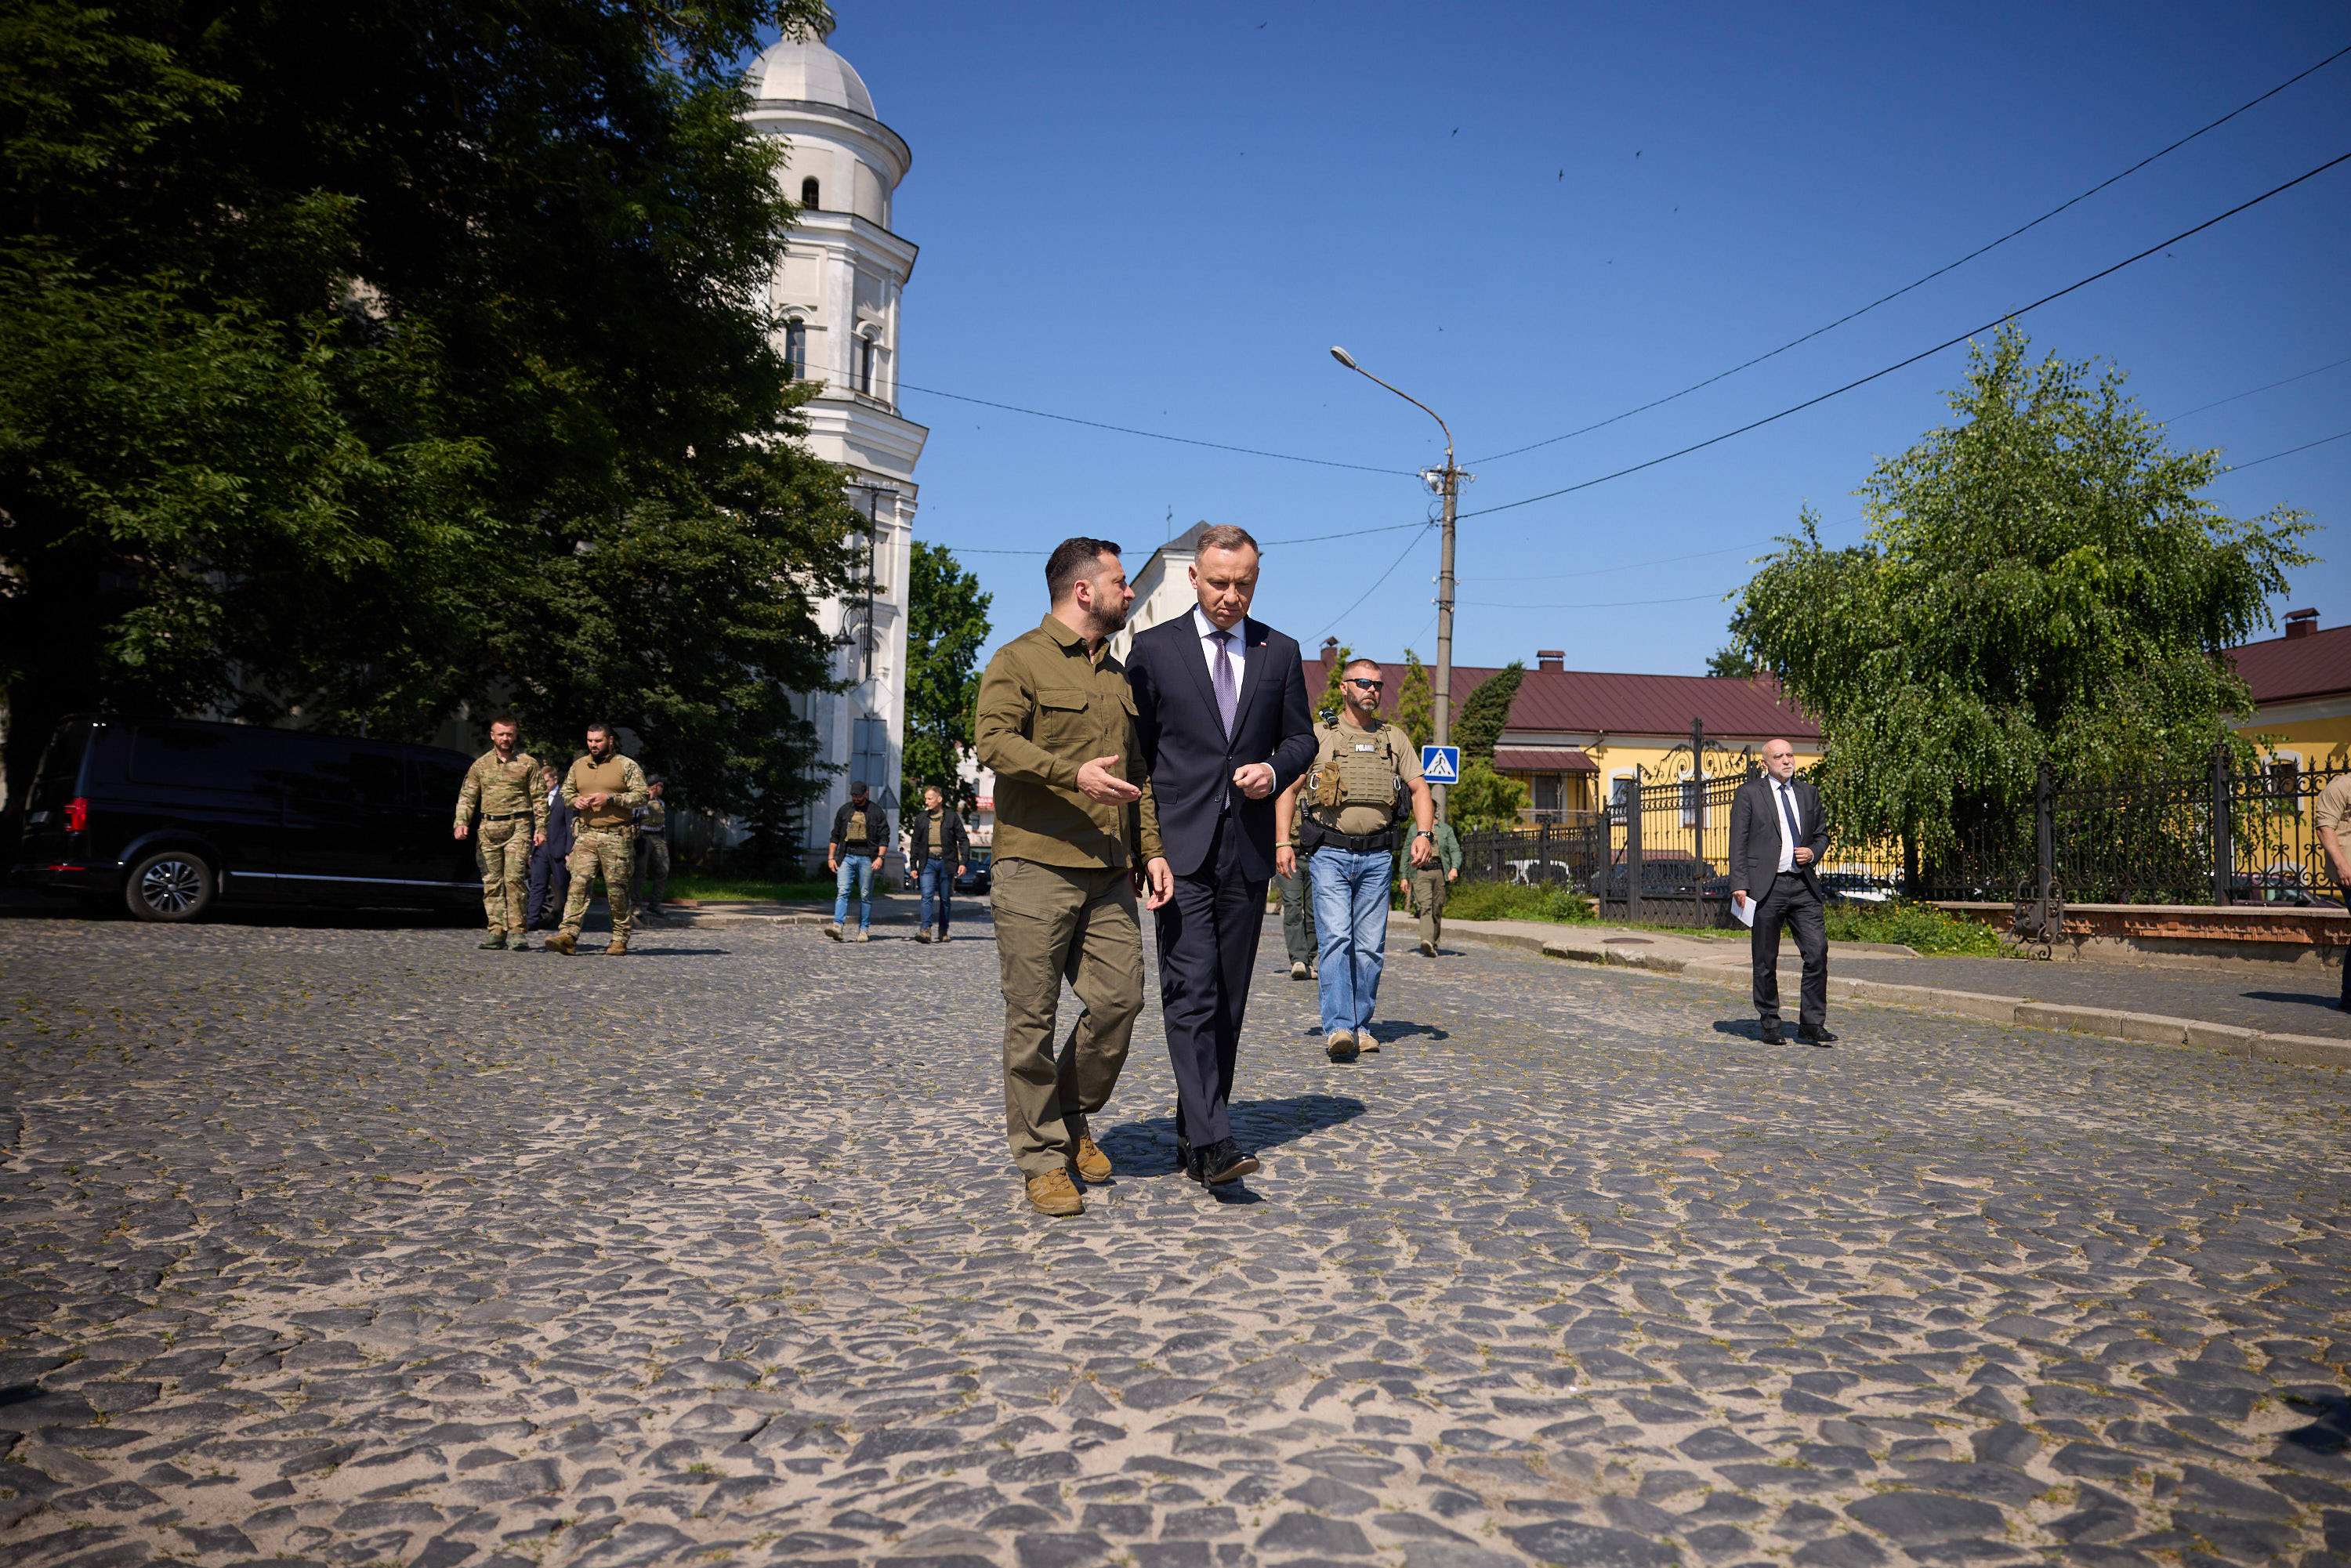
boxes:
[1036,689,1090,750]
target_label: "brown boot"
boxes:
[1025,1168,1083,1217]
[1325,1029,1358,1063]
[1073,1134,1112,1184]
[545,931,577,956]
[606,936,628,956]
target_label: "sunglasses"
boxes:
[1346,679,1383,691]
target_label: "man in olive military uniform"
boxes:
[636,776,671,917]
[548,720,650,956]
[453,715,549,951]
[1274,658,1433,1062]
[975,536,1167,1219]
[1407,815,1462,956]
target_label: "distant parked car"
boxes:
[2230,863,2314,907]
[1819,871,1897,904]
[12,713,479,922]
[954,852,993,896]
[1590,857,1717,899]
[1503,858,1578,886]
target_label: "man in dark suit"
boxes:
[526,762,577,932]
[1728,737,1838,1047]
[1128,523,1317,1187]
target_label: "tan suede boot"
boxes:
[606,936,628,956]
[1325,1029,1358,1063]
[1025,1169,1083,1217]
[545,932,577,956]
[1072,1134,1112,1184]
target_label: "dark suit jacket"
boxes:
[536,791,575,863]
[1128,613,1317,880]
[1729,773,1827,899]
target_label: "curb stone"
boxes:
[1423,917,2351,1070]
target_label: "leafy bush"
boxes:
[1444,880,1596,924]
[1821,898,2000,955]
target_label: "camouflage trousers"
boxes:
[636,836,670,906]
[560,826,636,940]
[476,820,532,935]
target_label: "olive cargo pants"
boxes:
[1409,868,1448,946]
[991,858,1143,1178]
[477,820,531,935]
[560,826,636,941]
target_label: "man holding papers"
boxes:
[1727,737,1836,1047]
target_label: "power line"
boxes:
[1461,591,1728,610]
[1455,150,2351,523]
[1317,524,1437,639]
[2166,354,2351,422]
[1469,42,2351,467]
[2224,427,2351,473]
[898,382,1412,475]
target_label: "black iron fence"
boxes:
[1458,743,2348,927]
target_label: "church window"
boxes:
[784,318,807,380]
[801,176,820,209]
[858,335,877,395]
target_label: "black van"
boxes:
[12,715,483,922]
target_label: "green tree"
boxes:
[902,541,992,812]
[1315,643,1353,724]
[1726,326,2311,862]
[1396,649,1434,749]
[0,0,854,852]
[1445,759,1528,834]
[1454,661,1525,763]
[1705,646,1755,680]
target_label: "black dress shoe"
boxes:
[1175,1131,1200,1183]
[1197,1138,1259,1186]
[1758,1024,1784,1045]
[1798,1028,1838,1046]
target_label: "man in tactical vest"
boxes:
[452,715,549,951]
[1274,657,1433,1061]
[548,720,650,956]
[827,780,888,942]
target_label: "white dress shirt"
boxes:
[1773,777,1799,875]
[1194,604,1246,686]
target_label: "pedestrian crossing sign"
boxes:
[1421,745,1461,784]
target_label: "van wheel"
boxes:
[125,852,215,922]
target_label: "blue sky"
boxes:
[810,1,2349,675]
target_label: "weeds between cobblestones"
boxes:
[0,914,2346,1568]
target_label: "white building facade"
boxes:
[742,20,927,871]
[1108,522,1209,664]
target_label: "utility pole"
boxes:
[1331,347,1469,820]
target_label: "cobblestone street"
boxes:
[2,913,2348,1568]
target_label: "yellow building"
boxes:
[2230,609,2351,774]
[1302,643,1821,824]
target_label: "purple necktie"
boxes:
[1212,630,1238,737]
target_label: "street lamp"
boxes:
[1329,347,1465,818]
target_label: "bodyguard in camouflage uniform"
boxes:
[452,715,549,951]
[635,776,671,917]
[548,721,650,957]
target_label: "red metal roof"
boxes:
[1303,654,1818,741]
[2229,622,2351,706]
[1493,746,1599,773]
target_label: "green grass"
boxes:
[667,873,880,903]
[1442,880,1598,924]
[1821,897,2001,955]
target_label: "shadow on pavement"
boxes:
[1099,1092,1367,1176]
[1365,1019,1450,1044]
[1711,1018,1778,1041]
[2242,990,2346,1012]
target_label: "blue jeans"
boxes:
[834,853,874,929]
[918,859,954,932]
[1310,844,1394,1035]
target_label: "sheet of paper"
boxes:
[1733,895,1755,928]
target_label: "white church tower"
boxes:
[742,16,927,870]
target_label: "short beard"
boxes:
[1082,595,1130,636]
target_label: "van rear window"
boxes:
[29,722,92,811]
[129,724,292,794]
